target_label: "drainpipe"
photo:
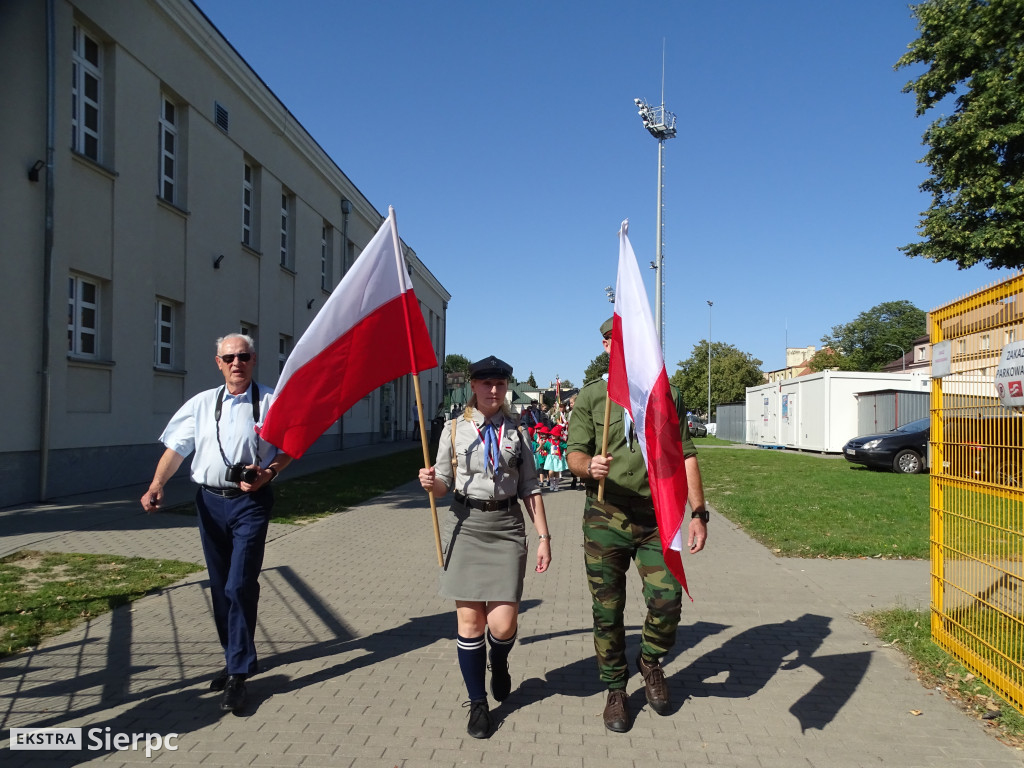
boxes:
[338,198,350,450]
[38,0,56,500]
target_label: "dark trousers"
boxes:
[195,486,273,675]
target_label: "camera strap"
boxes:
[214,382,262,469]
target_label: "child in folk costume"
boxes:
[533,425,549,487]
[543,424,568,491]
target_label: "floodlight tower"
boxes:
[634,89,676,353]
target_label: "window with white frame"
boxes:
[158,96,178,203]
[957,339,967,355]
[321,224,333,290]
[154,299,175,367]
[68,274,100,357]
[1007,328,1017,345]
[279,335,291,374]
[280,193,293,268]
[72,24,102,161]
[242,162,255,247]
[981,334,991,350]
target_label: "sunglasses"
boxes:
[218,353,252,364]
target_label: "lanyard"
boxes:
[214,383,261,468]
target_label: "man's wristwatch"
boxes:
[691,507,709,523]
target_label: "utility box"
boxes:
[746,371,931,453]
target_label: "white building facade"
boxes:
[1,0,449,506]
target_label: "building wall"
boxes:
[1,0,449,505]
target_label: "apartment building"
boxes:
[1,0,450,506]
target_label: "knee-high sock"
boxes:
[487,628,516,668]
[457,633,487,701]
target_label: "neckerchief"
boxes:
[472,418,502,477]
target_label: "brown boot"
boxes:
[636,654,671,715]
[603,689,631,732]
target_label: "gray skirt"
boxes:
[439,501,528,602]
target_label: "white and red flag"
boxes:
[606,219,691,597]
[259,207,437,458]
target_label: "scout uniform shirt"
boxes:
[434,408,542,501]
[566,377,696,499]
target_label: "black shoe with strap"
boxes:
[465,698,491,739]
[489,659,511,702]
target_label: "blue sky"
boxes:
[198,0,1012,389]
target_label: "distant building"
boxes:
[3,0,449,505]
[764,345,820,383]
[880,335,931,374]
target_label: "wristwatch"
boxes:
[691,507,709,523]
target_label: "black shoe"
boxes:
[209,667,229,692]
[603,689,631,733]
[465,698,491,739]
[636,653,671,715]
[220,675,247,713]
[489,660,511,702]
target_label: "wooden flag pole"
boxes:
[413,374,444,567]
[597,392,612,502]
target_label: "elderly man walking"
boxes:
[141,333,291,714]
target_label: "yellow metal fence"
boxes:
[930,272,1024,713]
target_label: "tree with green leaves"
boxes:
[670,341,763,421]
[817,300,926,371]
[583,351,609,383]
[526,371,538,387]
[444,353,471,375]
[896,0,1024,269]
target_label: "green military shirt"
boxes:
[566,377,696,499]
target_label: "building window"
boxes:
[280,193,293,268]
[72,24,102,161]
[321,224,333,290]
[155,299,175,367]
[239,323,256,352]
[158,96,178,203]
[981,334,991,351]
[1007,328,1017,345]
[957,339,967,355]
[916,345,927,362]
[68,274,99,357]
[278,335,291,374]
[242,163,254,247]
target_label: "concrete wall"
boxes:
[1,0,449,506]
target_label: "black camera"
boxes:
[225,464,259,484]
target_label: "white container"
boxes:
[746,371,930,453]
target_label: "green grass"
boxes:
[267,448,425,523]
[693,435,733,447]
[699,447,929,558]
[0,551,200,658]
[865,608,1024,741]
[166,448,427,524]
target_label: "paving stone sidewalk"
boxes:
[1,450,1021,767]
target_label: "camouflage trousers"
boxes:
[582,493,682,689]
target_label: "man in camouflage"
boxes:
[566,317,708,733]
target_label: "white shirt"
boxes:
[160,382,279,488]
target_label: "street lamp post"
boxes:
[707,300,713,421]
[884,343,906,371]
[634,94,676,353]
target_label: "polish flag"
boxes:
[259,207,437,458]
[606,219,691,597]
